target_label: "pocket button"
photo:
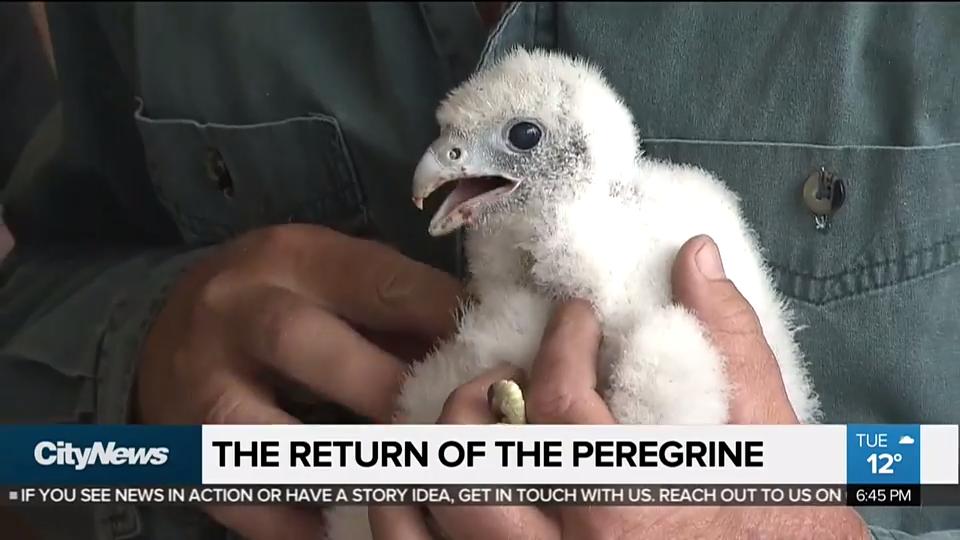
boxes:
[205,147,235,199]
[802,167,846,217]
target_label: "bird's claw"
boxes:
[488,379,527,425]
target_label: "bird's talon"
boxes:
[488,379,526,424]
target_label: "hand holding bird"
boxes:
[368,237,869,540]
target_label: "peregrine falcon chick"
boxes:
[324,47,820,540]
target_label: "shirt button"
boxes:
[205,148,235,198]
[802,167,845,216]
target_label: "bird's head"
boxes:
[412,48,640,237]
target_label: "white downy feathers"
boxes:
[324,48,821,539]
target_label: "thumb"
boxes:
[671,235,765,340]
[671,235,796,424]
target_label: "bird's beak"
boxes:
[412,145,520,237]
[411,150,446,211]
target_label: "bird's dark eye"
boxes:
[507,121,542,151]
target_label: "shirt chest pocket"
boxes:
[133,98,368,244]
[641,139,960,305]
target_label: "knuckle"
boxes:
[368,243,420,287]
[710,286,764,338]
[195,274,235,316]
[437,385,475,424]
[252,225,304,263]
[253,224,303,248]
[526,384,580,423]
[258,301,316,362]
[205,390,244,425]
[374,265,409,307]
[248,224,335,262]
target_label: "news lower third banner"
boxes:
[0,425,957,507]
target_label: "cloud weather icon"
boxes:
[898,435,915,445]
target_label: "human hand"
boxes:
[136,224,462,540]
[369,235,868,539]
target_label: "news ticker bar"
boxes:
[1,424,957,488]
[2,485,958,507]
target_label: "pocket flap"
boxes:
[642,139,960,304]
[134,98,367,244]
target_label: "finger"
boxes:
[0,507,40,540]
[204,504,325,540]
[369,505,432,540]
[671,235,797,424]
[526,299,615,425]
[282,227,465,339]
[437,364,524,425]
[359,328,437,363]
[431,505,560,540]
[225,285,405,423]
[431,365,560,540]
[204,378,302,425]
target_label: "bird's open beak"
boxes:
[412,148,520,237]
[411,150,446,211]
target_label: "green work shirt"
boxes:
[1,2,957,539]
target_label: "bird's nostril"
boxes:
[447,147,462,161]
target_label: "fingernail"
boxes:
[487,383,497,409]
[695,237,726,280]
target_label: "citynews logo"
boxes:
[34,441,169,471]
